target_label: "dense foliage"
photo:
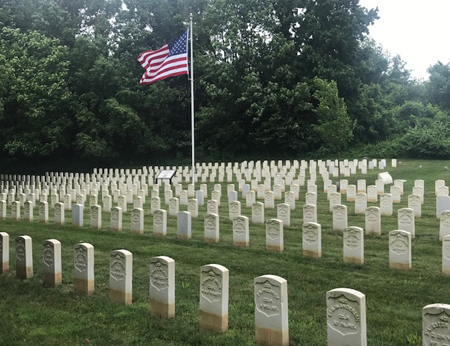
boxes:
[0,0,449,171]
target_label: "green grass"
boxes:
[1,159,450,345]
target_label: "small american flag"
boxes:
[138,30,189,85]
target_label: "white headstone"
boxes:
[199,264,229,333]
[16,235,33,279]
[149,256,175,318]
[109,249,132,305]
[398,208,415,238]
[343,227,364,265]
[302,222,321,258]
[74,243,94,295]
[266,219,284,252]
[254,275,289,346]
[333,205,348,232]
[0,232,9,273]
[365,207,381,236]
[153,209,167,236]
[389,230,412,269]
[204,213,219,243]
[233,216,249,247]
[177,211,192,240]
[303,204,317,224]
[252,202,265,225]
[43,239,62,287]
[327,288,366,346]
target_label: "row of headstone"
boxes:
[1,158,397,188]
[0,157,398,205]
[3,232,447,346]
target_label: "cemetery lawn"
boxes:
[1,159,449,346]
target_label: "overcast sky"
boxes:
[358,0,450,80]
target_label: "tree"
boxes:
[312,77,355,157]
[427,61,450,112]
[0,28,75,159]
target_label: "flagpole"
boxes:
[190,13,195,188]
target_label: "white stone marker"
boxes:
[102,195,112,213]
[355,193,367,214]
[72,204,84,227]
[199,264,229,333]
[39,201,49,223]
[109,249,133,305]
[0,200,6,220]
[74,243,94,295]
[285,191,296,210]
[303,204,317,224]
[254,275,289,346]
[110,206,123,231]
[357,179,366,193]
[367,185,377,203]
[422,304,450,345]
[347,185,356,202]
[131,208,144,234]
[327,288,366,346]
[16,235,33,279]
[398,208,415,238]
[24,200,33,221]
[165,190,173,205]
[365,207,381,236]
[266,219,284,253]
[333,205,348,232]
[343,227,364,265]
[233,216,249,247]
[150,196,160,215]
[437,185,449,197]
[43,239,62,287]
[442,236,450,276]
[188,198,199,218]
[11,201,20,221]
[229,201,241,221]
[54,202,65,225]
[149,256,175,318]
[277,203,291,227]
[389,230,412,270]
[329,192,341,212]
[204,213,219,243]
[177,211,192,240]
[264,191,275,209]
[169,197,180,217]
[153,209,167,236]
[305,192,317,205]
[246,191,256,207]
[379,193,393,216]
[437,196,450,218]
[252,202,265,224]
[440,211,450,240]
[64,194,72,211]
[0,232,9,273]
[302,222,321,258]
[408,194,422,218]
[207,200,218,215]
[90,205,102,229]
[390,186,401,203]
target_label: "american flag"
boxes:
[138,30,189,85]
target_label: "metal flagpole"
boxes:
[189,13,195,187]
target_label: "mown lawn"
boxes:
[0,159,449,345]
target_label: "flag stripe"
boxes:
[146,57,187,78]
[140,69,188,85]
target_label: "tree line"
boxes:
[1,0,449,173]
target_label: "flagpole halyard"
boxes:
[190,13,195,187]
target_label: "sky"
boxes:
[358,0,450,80]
